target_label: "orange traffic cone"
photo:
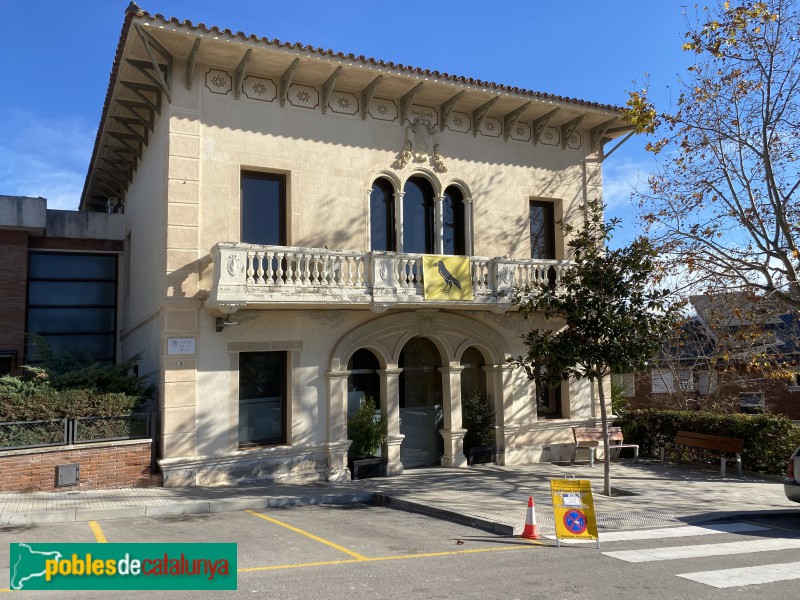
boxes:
[521,496,541,539]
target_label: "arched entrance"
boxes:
[460,346,494,464]
[327,311,511,480]
[347,348,381,420]
[399,336,444,468]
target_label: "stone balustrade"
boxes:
[207,242,566,313]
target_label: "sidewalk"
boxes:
[1,460,796,536]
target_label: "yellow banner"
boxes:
[422,256,473,301]
[550,479,599,542]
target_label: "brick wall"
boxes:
[0,440,160,492]
[0,230,29,373]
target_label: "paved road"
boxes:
[3,504,800,599]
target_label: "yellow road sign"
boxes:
[550,479,599,547]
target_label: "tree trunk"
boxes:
[597,370,611,496]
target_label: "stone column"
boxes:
[379,367,404,475]
[463,196,474,256]
[393,191,405,254]
[439,365,467,468]
[485,364,516,465]
[326,371,351,481]
[434,195,444,254]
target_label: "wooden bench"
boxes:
[660,430,744,477]
[571,426,639,467]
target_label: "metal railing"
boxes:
[0,413,152,451]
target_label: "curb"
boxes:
[372,493,518,536]
[0,492,374,525]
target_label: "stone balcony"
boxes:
[206,242,566,314]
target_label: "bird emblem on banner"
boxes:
[422,256,473,301]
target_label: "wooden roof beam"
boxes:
[360,75,383,120]
[399,82,424,124]
[234,49,252,100]
[120,81,162,115]
[107,131,142,161]
[561,113,587,149]
[116,100,154,131]
[112,116,149,147]
[320,66,342,115]
[503,102,531,141]
[532,108,560,145]
[439,90,466,132]
[133,24,173,101]
[279,58,300,107]
[186,38,201,89]
[472,97,499,137]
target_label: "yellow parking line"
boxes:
[239,543,538,573]
[245,509,368,561]
[88,520,108,543]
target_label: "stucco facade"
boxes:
[81,4,630,486]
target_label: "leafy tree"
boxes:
[512,200,676,495]
[628,0,800,308]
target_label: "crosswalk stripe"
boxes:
[562,522,766,544]
[677,561,800,588]
[603,537,800,563]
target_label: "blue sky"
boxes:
[0,0,694,244]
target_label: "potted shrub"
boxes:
[462,392,496,465]
[347,396,388,480]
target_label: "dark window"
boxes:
[241,172,286,245]
[403,177,435,254]
[0,352,16,375]
[239,351,287,447]
[459,346,486,399]
[530,201,556,260]
[536,379,562,418]
[26,252,117,364]
[442,186,466,256]
[370,179,396,251]
[347,349,381,419]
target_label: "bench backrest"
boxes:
[572,426,624,443]
[675,430,744,453]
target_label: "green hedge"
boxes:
[619,408,800,475]
[0,376,141,422]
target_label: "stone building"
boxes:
[75,3,633,486]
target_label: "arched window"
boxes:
[403,177,435,254]
[460,346,486,399]
[347,348,381,419]
[370,178,396,251]
[442,186,466,256]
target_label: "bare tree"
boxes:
[629,0,800,308]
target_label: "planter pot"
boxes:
[348,457,387,480]
[467,446,496,465]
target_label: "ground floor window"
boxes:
[535,369,562,418]
[239,351,287,447]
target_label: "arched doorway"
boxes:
[347,348,381,420]
[399,336,443,468]
[460,346,494,463]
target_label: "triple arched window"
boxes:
[370,175,469,256]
